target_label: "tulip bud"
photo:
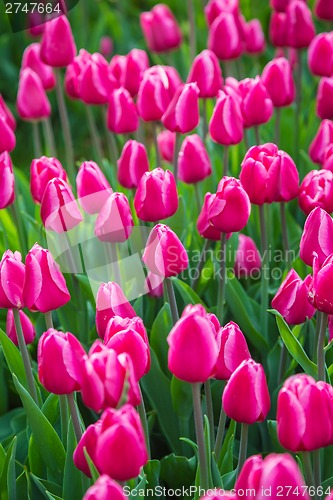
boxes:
[107,88,138,134]
[30,156,67,204]
[197,193,227,241]
[309,119,333,164]
[73,423,101,477]
[40,15,77,67]
[163,65,183,99]
[205,0,240,27]
[244,19,265,54]
[99,36,113,58]
[38,329,85,394]
[104,315,149,346]
[0,152,15,210]
[6,310,35,346]
[187,50,223,98]
[277,374,333,451]
[134,168,178,222]
[162,83,199,134]
[140,4,182,53]
[145,271,164,298]
[262,57,295,107]
[222,359,270,424]
[79,53,117,105]
[0,114,16,154]
[181,303,220,333]
[95,192,133,243]
[76,161,112,214]
[215,322,251,380]
[17,69,51,121]
[239,77,273,128]
[300,207,333,267]
[167,311,219,382]
[208,12,242,61]
[317,78,333,120]
[324,144,333,173]
[269,12,288,47]
[65,49,91,99]
[27,11,44,37]
[0,95,16,131]
[0,250,25,309]
[308,34,333,77]
[157,130,175,163]
[234,234,261,278]
[123,49,149,97]
[137,67,171,122]
[83,475,126,500]
[117,140,149,189]
[286,1,315,49]
[308,253,333,314]
[109,55,127,85]
[40,178,82,233]
[270,0,290,11]
[272,269,315,325]
[178,134,211,184]
[315,0,333,20]
[95,282,136,338]
[21,43,56,91]
[209,177,251,233]
[209,90,244,145]
[142,223,189,278]
[299,169,333,215]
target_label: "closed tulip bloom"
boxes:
[137,67,171,122]
[95,282,136,338]
[142,224,188,278]
[163,65,183,99]
[167,312,219,382]
[76,161,112,214]
[95,192,134,243]
[235,454,263,493]
[79,53,117,105]
[299,169,333,215]
[208,13,242,61]
[308,253,333,314]
[277,374,333,451]
[40,178,83,233]
[323,144,333,172]
[157,130,176,163]
[209,177,251,233]
[187,50,223,98]
[134,168,178,222]
[145,271,164,298]
[222,359,270,424]
[0,95,16,130]
[73,423,102,477]
[270,0,290,11]
[0,114,16,153]
[23,243,70,313]
[109,55,127,85]
[309,119,333,164]
[269,11,288,47]
[234,234,261,278]
[123,49,149,97]
[286,1,315,49]
[0,250,25,309]
[140,4,182,53]
[83,475,126,500]
[308,34,333,77]
[65,49,91,99]
[272,269,315,325]
[317,78,333,119]
[197,194,224,239]
[21,43,56,91]
[27,11,44,37]
[315,0,333,20]
[38,329,85,394]
[118,140,149,189]
[209,90,244,145]
[40,15,77,67]
[30,156,67,204]
[262,57,295,107]
[178,134,211,184]
[162,83,199,133]
[107,88,138,134]
[0,152,15,209]
[181,303,220,333]
[239,77,273,128]
[99,36,113,58]
[17,69,51,121]
[6,310,35,346]
[205,0,240,27]
[104,315,149,346]
[215,321,251,380]
[300,207,333,267]
[244,19,265,54]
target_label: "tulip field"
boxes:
[2,0,333,498]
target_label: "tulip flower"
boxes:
[23,243,71,313]
[134,168,178,222]
[65,49,91,100]
[109,55,127,85]
[234,234,261,278]
[95,192,133,243]
[6,310,35,346]
[17,69,51,121]
[277,374,333,451]
[104,315,149,346]
[123,49,149,97]
[40,178,83,233]
[187,49,223,98]
[317,77,333,120]
[157,130,175,163]
[163,65,183,99]
[300,207,333,267]
[197,193,227,241]
[145,271,164,298]
[308,253,333,315]
[0,95,16,130]
[99,36,113,58]
[178,134,211,184]
[215,321,251,380]
[244,19,265,54]
[83,475,127,500]
[298,169,333,215]
[79,53,117,105]
[40,15,77,67]
[27,11,44,37]
[140,4,182,53]
[107,88,138,134]
[21,43,56,91]
[209,90,244,146]
[285,0,315,49]
[323,144,333,172]
[308,33,333,77]
[315,0,333,20]
[208,12,242,61]
[261,57,295,108]
[95,282,136,339]
[309,119,333,164]
[239,77,273,128]
[0,114,16,154]
[30,156,67,204]
[269,11,288,48]
[0,152,15,210]
[117,140,149,189]
[137,66,171,122]
[161,83,200,134]
[76,161,112,214]
[204,0,239,27]
[0,250,25,309]
[181,303,220,333]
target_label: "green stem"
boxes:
[86,106,104,165]
[202,99,207,141]
[295,49,302,166]
[152,121,160,167]
[259,205,269,338]
[138,386,151,459]
[278,343,288,386]
[317,312,328,381]
[43,117,57,156]
[204,380,215,448]
[59,395,68,446]
[275,107,281,146]
[214,402,226,462]
[109,243,121,285]
[103,106,118,169]
[44,311,53,330]
[280,202,292,268]
[194,183,201,213]
[222,145,229,178]
[191,383,209,491]
[237,423,249,476]
[302,452,315,489]
[254,125,260,145]
[32,122,42,158]
[13,309,38,405]
[55,69,75,184]
[191,239,211,290]
[187,0,196,62]
[244,129,250,151]
[217,232,227,324]
[314,311,323,364]
[66,392,82,443]
[165,278,179,325]
[313,449,321,500]
[10,200,28,256]
[173,132,182,184]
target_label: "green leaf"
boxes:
[150,303,173,377]
[171,377,192,420]
[160,454,196,490]
[0,329,27,389]
[173,278,205,307]
[12,376,65,484]
[63,421,87,500]
[267,420,285,453]
[219,419,236,474]
[144,460,160,491]
[0,437,16,500]
[28,436,45,478]
[83,448,99,483]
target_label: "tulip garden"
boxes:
[2,0,333,498]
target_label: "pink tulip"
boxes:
[134,168,178,222]
[286,0,315,49]
[209,90,244,145]
[145,271,164,298]
[187,50,223,98]
[205,0,240,27]
[244,19,266,54]
[27,11,44,38]
[117,140,149,189]
[215,321,251,380]
[0,95,16,130]
[300,207,333,267]
[6,310,35,346]
[0,114,16,154]
[137,67,171,122]
[0,250,25,309]
[162,83,199,133]
[308,33,333,77]
[308,253,333,314]
[76,161,112,214]
[157,130,176,163]
[270,0,290,12]
[65,49,91,99]
[21,43,56,91]
[269,11,288,48]
[23,243,70,313]
[17,69,51,121]
[181,303,220,333]
[104,315,149,346]
[234,234,261,278]
[208,12,242,61]
[79,53,117,105]
[239,77,273,128]
[315,0,333,20]
[140,4,182,53]
[83,475,126,500]
[40,15,77,67]
[107,88,138,134]
[262,57,295,107]
[40,178,82,233]
[95,192,134,243]
[142,223,189,278]
[323,144,333,172]
[30,156,67,204]
[0,152,15,209]
[298,169,333,215]
[123,49,149,97]
[99,36,113,58]
[222,359,270,424]
[109,55,127,85]
[178,134,211,184]
[309,119,333,164]
[197,193,226,241]
[317,78,333,119]
[163,65,183,99]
